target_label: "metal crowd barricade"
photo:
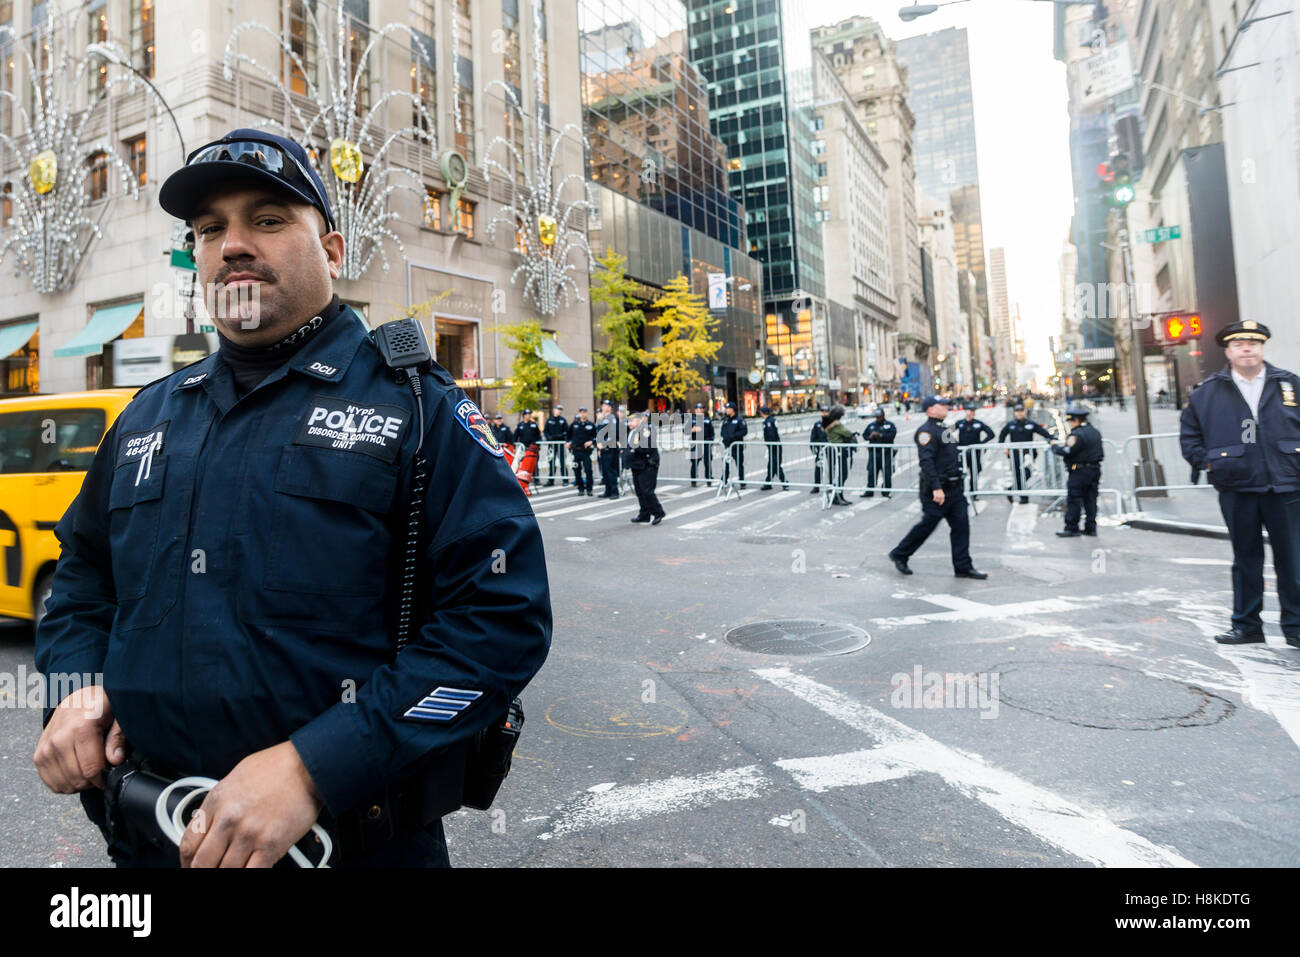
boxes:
[1121,432,1216,511]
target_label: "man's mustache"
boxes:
[214,264,278,284]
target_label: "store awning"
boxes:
[538,337,578,368]
[0,320,38,358]
[53,301,143,358]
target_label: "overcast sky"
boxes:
[810,0,1074,376]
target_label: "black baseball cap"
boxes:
[725,400,737,410]
[160,129,336,232]
[920,395,950,411]
[694,402,705,409]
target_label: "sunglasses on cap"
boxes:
[186,139,333,230]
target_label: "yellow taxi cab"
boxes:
[0,389,136,626]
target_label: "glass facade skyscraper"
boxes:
[685,0,826,307]
[895,28,989,323]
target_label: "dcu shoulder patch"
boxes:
[454,398,504,457]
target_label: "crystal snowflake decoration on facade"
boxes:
[222,0,437,280]
[0,7,165,293]
[481,0,594,316]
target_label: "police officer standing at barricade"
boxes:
[688,401,715,487]
[514,409,542,449]
[861,408,897,498]
[32,128,551,867]
[956,402,995,496]
[567,407,597,496]
[1179,320,1300,647]
[543,405,569,486]
[888,396,988,579]
[760,406,789,490]
[998,402,1055,503]
[624,411,665,525]
[596,398,622,498]
[721,400,747,487]
[1052,405,1103,538]
[491,412,514,449]
[810,405,829,494]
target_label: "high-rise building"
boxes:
[579,0,765,411]
[811,47,897,404]
[811,16,931,376]
[918,188,968,390]
[895,27,989,324]
[988,247,1015,389]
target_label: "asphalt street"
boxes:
[3,405,1298,867]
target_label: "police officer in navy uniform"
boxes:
[687,401,715,487]
[596,399,621,498]
[810,406,829,494]
[888,396,988,579]
[543,405,569,486]
[624,411,665,525]
[998,403,1055,503]
[32,129,551,867]
[513,409,542,448]
[1180,320,1300,647]
[490,413,514,448]
[721,400,747,487]
[760,407,788,490]
[861,409,897,498]
[1052,405,1103,537]
[567,407,597,496]
[955,402,995,496]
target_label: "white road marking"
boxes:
[541,765,772,837]
[680,490,803,530]
[754,667,1195,868]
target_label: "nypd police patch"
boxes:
[454,398,504,457]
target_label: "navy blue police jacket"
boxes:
[1179,362,1300,493]
[721,415,747,445]
[863,419,897,445]
[954,418,993,446]
[34,308,552,817]
[1052,423,1104,465]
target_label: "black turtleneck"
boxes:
[217,294,342,396]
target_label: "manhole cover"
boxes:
[994,660,1235,730]
[725,619,871,656]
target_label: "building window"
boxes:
[1,181,12,227]
[423,189,442,229]
[412,57,434,132]
[125,135,146,186]
[86,151,109,201]
[346,14,371,117]
[1,319,38,395]
[812,140,825,155]
[453,0,474,159]
[454,197,475,237]
[814,116,824,131]
[86,0,107,100]
[817,162,827,178]
[284,0,317,96]
[131,0,153,79]
[515,215,528,254]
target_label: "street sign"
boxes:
[170,248,196,271]
[1079,43,1134,107]
[1138,226,1182,243]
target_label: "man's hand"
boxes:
[179,741,323,868]
[34,686,125,793]
[932,488,946,506]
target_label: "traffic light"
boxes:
[1107,152,1134,207]
[1163,314,1202,341]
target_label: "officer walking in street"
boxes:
[624,411,665,525]
[1052,405,1103,538]
[491,413,514,449]
[687,401,715,487]
[998,403,1055,503]
[721,400,747,488]
[32,128,551,867]
[956,402,995,496]
[861,409,897,498]
[810,406,829,494]
[888,396,988,579]
[543,405,569,486]
[1179,320,1300,647]
[760,406,789,490]
[567,407,597,496]
[596,398,622,498]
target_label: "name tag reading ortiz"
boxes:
[294,395,409,463]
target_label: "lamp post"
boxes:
[899,0,1096,20]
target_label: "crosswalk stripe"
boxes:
[679,490,803,530]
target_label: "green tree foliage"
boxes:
[590,249,645,404]
[642,273,722,404]
[501,318,553,413]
